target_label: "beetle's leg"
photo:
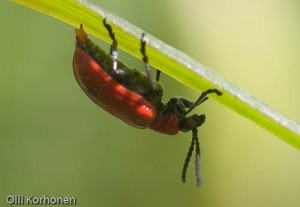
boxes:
[185,89,222,115]
[140,34,161,83]
[103,18,118,71]
[156,70,161,82]
[180,90,221,186]
[176,98,193,108]
[140,33,155,89]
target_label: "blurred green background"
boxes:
[1,0,300,206]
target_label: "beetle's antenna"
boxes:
[181,128,201,187]
[181,132,195,184]
[103,18,118,71]
[185,89,222,115]
[193,128,201,187]
[140,33,155,89]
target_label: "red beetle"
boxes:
[73,19,222,186]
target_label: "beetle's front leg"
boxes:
[185,89,222,114]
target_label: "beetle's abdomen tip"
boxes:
[75,24,87,46]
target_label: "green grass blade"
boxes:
[11,0,300,149]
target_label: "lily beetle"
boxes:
[73,19,222,186]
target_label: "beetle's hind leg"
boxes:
[103,18,118,71]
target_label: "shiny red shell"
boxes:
[150,114,179,135]
[73,48,157,128]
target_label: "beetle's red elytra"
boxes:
[73,19,222,186]
[73,48,157,128]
